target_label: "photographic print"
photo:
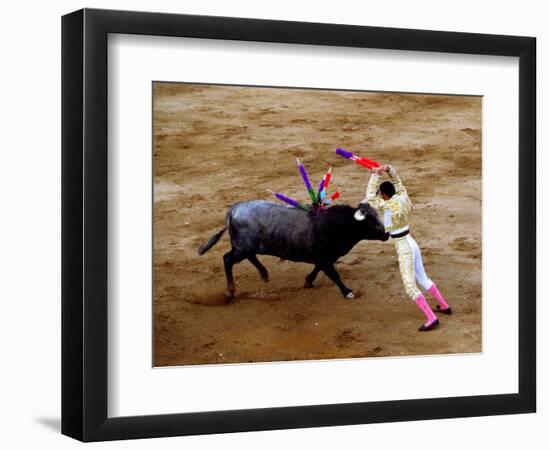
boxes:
[153,82,482,367]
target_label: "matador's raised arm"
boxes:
[364,165,407,206]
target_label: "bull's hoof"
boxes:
[344,291,355,299]
[304,280,314,288]
[225,290,235,300]
[261,274,270,283]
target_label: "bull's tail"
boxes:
[198,227,227,255]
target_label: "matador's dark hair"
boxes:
[379,181,396,198]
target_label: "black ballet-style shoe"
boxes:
[435,305,453,315]
[418,319,439,331]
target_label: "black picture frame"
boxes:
[61,8,536,442]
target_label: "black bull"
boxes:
[198,200,389,299]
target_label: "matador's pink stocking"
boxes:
[428,283,450,311]
[415,294,439,331]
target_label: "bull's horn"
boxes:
[354,210,366,221]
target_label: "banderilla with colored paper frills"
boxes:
[266,190,310,212]
[322,190,340,206]
[296,158,318,205]
[335,148,380,169]
[317,167,332,204]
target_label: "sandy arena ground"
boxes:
[153,83,482,367]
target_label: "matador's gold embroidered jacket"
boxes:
[363,166,412,233]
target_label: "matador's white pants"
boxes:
[393,234,434,300]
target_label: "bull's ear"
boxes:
[354,209,366,221]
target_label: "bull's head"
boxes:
[354,201,389,241]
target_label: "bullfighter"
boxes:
[354,164,452,331]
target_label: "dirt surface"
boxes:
[153,83,482,367]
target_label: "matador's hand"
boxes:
[374,164,390,175]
